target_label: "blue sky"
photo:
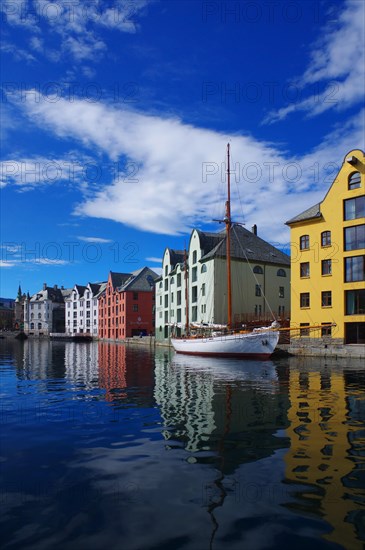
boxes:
[1,0,364,297]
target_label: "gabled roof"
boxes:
[118,267,159,292]
[285,203,322,225]
[109,271,132,289]
[201,224,290,266]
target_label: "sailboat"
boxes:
[171,144,280,359]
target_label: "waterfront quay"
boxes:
[1,337,364,550]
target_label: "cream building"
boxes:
[155,224,290,341]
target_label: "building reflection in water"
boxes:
[154,353,291,469]
[284,357,365,548]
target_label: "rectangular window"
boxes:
[201,304,206,313]
[321,323,332,337]
[133,304,138,312]
[300,292,310,308]
[164,279,168,291]
[201,283,205,297]
[255,284,262,297]
[171,293,174,303]
[300,323,310,336]
[321,291,332,307]
[321,231,331,247]
[300,262,310,278]
[279,286,284,298]
[192,286,198,303]
[321,259,332,275]
[177,309,181,322]
[192,306,197,322]
[191,266,197,283]
[133,292,138,300]
[278,305,285,317]
[164,295,168,308]
[300,235,309,250]
[344,224,365,251]
[86,301,90,308]
[344,195,365,220]
[177,290,181,306]
[346,290,365,315]
[177,273,181,287]
[345,256,365,282]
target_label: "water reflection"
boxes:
[0,339,364,550]
[283,358,365,548]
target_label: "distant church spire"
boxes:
[16,284,22,302]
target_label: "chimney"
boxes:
[53,284,58,290]
[43,283,47,290]
[61,286,64,290]
[252,224,257,236]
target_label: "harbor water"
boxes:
[1,339,364,550]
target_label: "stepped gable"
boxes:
[200,224,290,266]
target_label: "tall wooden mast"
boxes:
[225,143,232,329]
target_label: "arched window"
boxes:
[170,277,175,284]
[348,172,361,190]
[253,265,263,274]
[201,264,207,273]
[300,235,309,250]
[277,269,286,277]
[38,313,41,319]
[321,231,331,247]
[30,323,34,329]
[38,323,42,329]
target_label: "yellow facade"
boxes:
[286,149,365,343]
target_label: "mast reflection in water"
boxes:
[1,338,364,550]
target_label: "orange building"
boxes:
[98,268,159,340]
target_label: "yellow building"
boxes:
[286,149,365,344]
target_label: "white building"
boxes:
[155,224,291,341]
[24,283,72,336]
[65,282,106,336]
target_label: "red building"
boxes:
[98,268,158,340]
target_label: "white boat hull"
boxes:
[171,330,279,359]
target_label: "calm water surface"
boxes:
[0,339,364,550]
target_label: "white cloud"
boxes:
[1,0,149,63]
[264,0,365,123]
[77,236,113,243]
[0,260,16,268]
[146,257,164,263]
[19,95,365,244]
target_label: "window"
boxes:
[253,265,263,274]
[321,323,332,337]
[348,172,361,190]
[38,323,42,329]
[192,250,197,264]
[322,259,332,276]
[171,293,174,303]
[321,291,332,307]
[73,302,77,309]
[201,264,207,273]
[164,280,168,291]
[300,292,310,308]
[86,301,90,308]
[164,295,168,308]
[165,265,168,276]
[345,256,365,282]
[192,306,197,322]
[300,323,310,336]
[277,269,286,277]
[255,284,262,297]
[254,304,262,316]
[321,231,331,247]
[159,281,162,289]
[177,273,181,287]
[133,292,138,300]
[279,286,284,298]
[192,267,197,282]
[133,304,138,312]
[300,235,310,250]
[344,224,365,251]
[177,309,181,322]
[345,290,365,315]
[344,196,365,220]
[300,262,310,278]
[278,305,285,317]
[177,290,181,306]
[201,304,206,313]
[30,323,34,329]
[192,286,198,303]
[170,277,174,285]
[201,283,206,297]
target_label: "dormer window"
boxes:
[348,172,361,190]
